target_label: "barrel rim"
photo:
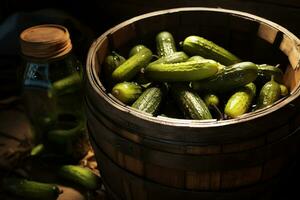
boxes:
[86,7,300,128]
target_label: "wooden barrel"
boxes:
[86,8,300,200]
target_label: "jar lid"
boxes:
[20,24,72,59]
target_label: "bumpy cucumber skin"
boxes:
[132,87,163,114]
[257,64,283,83]
[182,36,241,65]
[192,62,258,93]
[2,178,61,200]
[129,45,147,57]
[148,51,189,66]
[257,79,281,109]
[171,84,212,120]
[156,31,177,57]
[112,48,152,82]
[225,82,256,118]
[59,165,99,190]
[145,59,219,82]
[104,52,126,76]
[112,82,142,104]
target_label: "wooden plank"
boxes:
[145,163,185,188]
[185,171,221,190]
[221,166,262,189]
[222,137,265,153]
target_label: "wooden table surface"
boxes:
[0,103,107,200]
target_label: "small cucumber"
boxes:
[257,64,283,83]
[145,59,220,82]
[111,82,142,104]
[58,165,100,190]
[2,178,61,200]
[148,51,189,66]
[192,62,258,93]
[256,78,281,109]
[156,31,177,57]
[171,84,212,120]
[224,82,256,118]
[182,35,241,65]
[187,55,205,61]
[132,87,163,115]
[112,48,152,82]
[280,84,289,96]
[30,143,45,156]
[204,93,220,107]
[129,45,147,57]
[103,51,126,77]
[203,93,223,120]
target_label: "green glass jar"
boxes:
[20,24,87,161]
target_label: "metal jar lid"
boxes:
[20,24,72,60]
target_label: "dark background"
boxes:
[0,0,299,37]
[0,0,299,199]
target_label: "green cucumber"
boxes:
[129,45,147,57]
[257,64,283,83]
[182,36,241,65]
[171,84,212,120]
[111,82,142,104]
[203,93,220,107]
[103,51,126,77]
[58,165,99,190]
[112,48,152,82]
[131,87,163,114]
[156,31,177,57]
[145,59,220,82]
[256,77,281,109]
[280,84,289,96]
[225,82,256,118]
[192,62,258,92]
[30,144,45,156]
[187,55,205,61]
[2,178,61,200]
[148,51,189,66]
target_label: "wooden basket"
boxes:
[86,7,300,200]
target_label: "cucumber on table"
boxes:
[2,177,61,200]
[224,82,256,118]
[58,165,100,190]
[182,35,241,65]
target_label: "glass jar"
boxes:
[20,24,87,161]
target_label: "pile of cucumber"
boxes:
[104,31,289,120]
[1,165,100,200]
